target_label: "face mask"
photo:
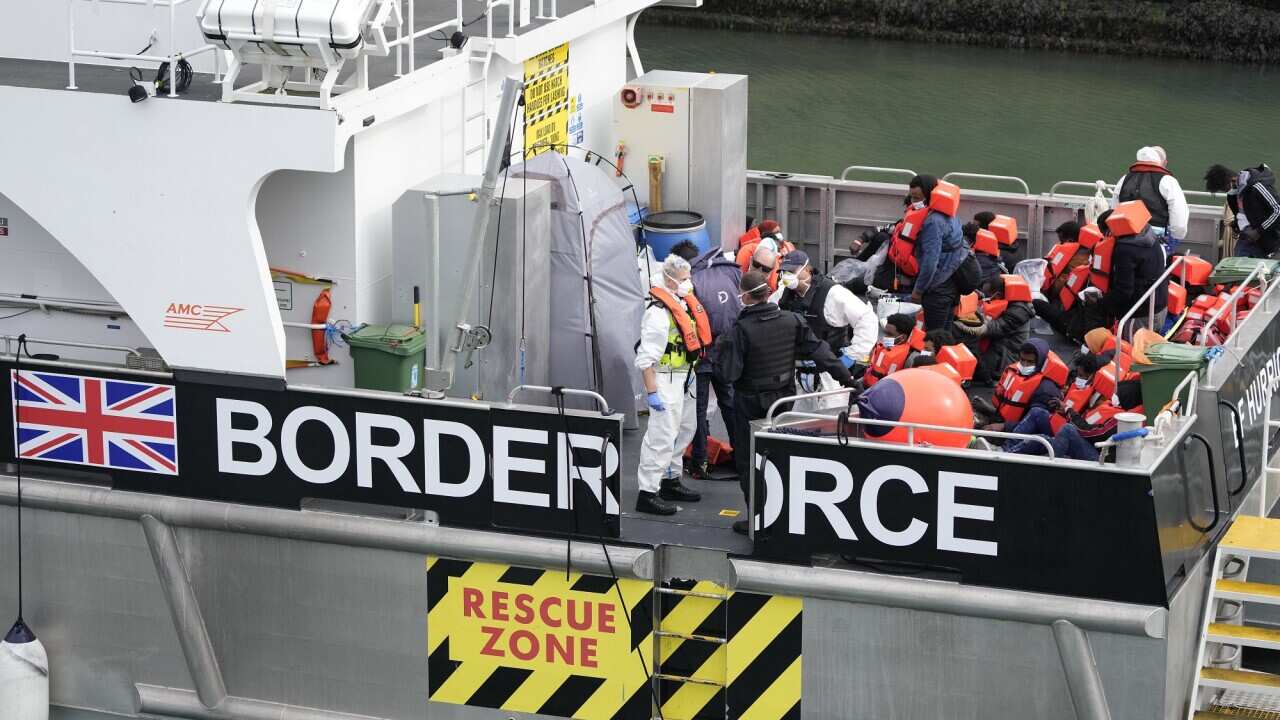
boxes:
[737,283,769,302]
[882,337,897,349]
[665,271,692,298]
[1080,343,1090,355]
[1074,377,1089,389]
[1018,362,1037,376]
[780,272,799,290]
[911,200,927,211]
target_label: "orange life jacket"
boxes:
[988,215,1018,247]
[974,229,999,257]
[1002,275,1033,303]
[888,181,962,277]
[1106,200,1153,237]
[1170,255,1213,286]
[1051,399,1125,434]
[1060,264,1091,309]
[992,352,1069,424]
[937,343,976,381]
[923,361,964,385]
[649,286,711,356]
[1077,224,1104,251]
[1043,242,1081,289]
[1168,281,1188,316]
[863,327,925,386]
[888,206,928,277]
[1061,380,1095,415]
[956,292,981,317]
[1090,237,1114,293]
[983,298,1009,320]
[737,226,761,251]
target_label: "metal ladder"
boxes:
[463,43,496,174]
[1189,516,1280,719]
[648,546,734,720]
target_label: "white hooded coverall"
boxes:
[635,299,698,493]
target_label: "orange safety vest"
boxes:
[974,229,1000,258]
[888,206,928,277]
[649,286,711,356]
[863,327,925,386]
[1042,242,1081,289]
[992,352,1069,424]
[1089,236,1114,293]
[1059,264,1091,309]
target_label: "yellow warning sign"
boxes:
[427,558,803,720]
[524,43,569,157]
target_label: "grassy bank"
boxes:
[643,0,1280,64]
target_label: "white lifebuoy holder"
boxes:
[0,619,49,720]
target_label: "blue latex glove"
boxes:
[839,354,856,369]
[646,391,666,412]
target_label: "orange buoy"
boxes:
[857,368,972,448]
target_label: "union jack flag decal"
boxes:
[11,369,178,475]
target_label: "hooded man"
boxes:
[974,338,1063,432]
[1205,163,1280,258]
[1115,146,1189,255]
[954,274,1036,384]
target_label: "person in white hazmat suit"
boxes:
[635,254,708,515]
[769,250,879,411]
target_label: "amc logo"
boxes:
[164,303,244,332]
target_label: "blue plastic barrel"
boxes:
[642,211,710,261]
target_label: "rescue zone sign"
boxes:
[427,558,802,720]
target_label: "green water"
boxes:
[638,25,1280,192]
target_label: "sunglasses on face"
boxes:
[751,262,773,273]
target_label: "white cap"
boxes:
[1136,146,1166,167]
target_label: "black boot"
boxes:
[636,490,677,516]
[660,476,701,502]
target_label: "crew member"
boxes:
[715,270,856,534]
[1204,163,1280,258]
[906,175,969,331]
[1115,145,1189,255]
[1098,204,1168,332]
[774,250,879,410]
[634,254,706,516]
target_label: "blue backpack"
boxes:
[690,248,743,340]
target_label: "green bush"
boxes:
[646,0,1280,63]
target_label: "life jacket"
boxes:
[1077,224,1104,251]
[1106,200,1153,238]
[1089,237,1114,293]
[1167,281,1188,316]
[863,327,925,386]
[1050,399,1125,434]
[1170,255,1213,286]
[1061,380,1095,415]
[988,215,1018,247]
[1118,163,1171,229]
[992,351,1068,424]
[1001,275,1033,303]
[974,229,1000,258]
[888,181,961,276]
[956,292,980,317]
[982,298,1009,320]
[1059,264,1091,309]
[1042,241,1081,289]
[937,343,976,381]
[737,226,761,251]
[648,286,711,368]
[1174,293,1226,344]
[923,361,964,385]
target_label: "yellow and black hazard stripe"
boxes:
[426,558,802,720]
[653,579,802,720]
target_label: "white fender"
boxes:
[0,620,49,720]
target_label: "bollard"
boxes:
[1114,412,1147,466]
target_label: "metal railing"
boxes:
[1200,262,1272,347]
[1048,179,1224,205]
[942,172,1030,196]
[770,411,1058,458]
[1,334,142,360]
[67,0,224,96]
[506,385,612,414]
[839,165,917,183]
[1113,258,1194,383]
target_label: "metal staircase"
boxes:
[1190,516,1280,719]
